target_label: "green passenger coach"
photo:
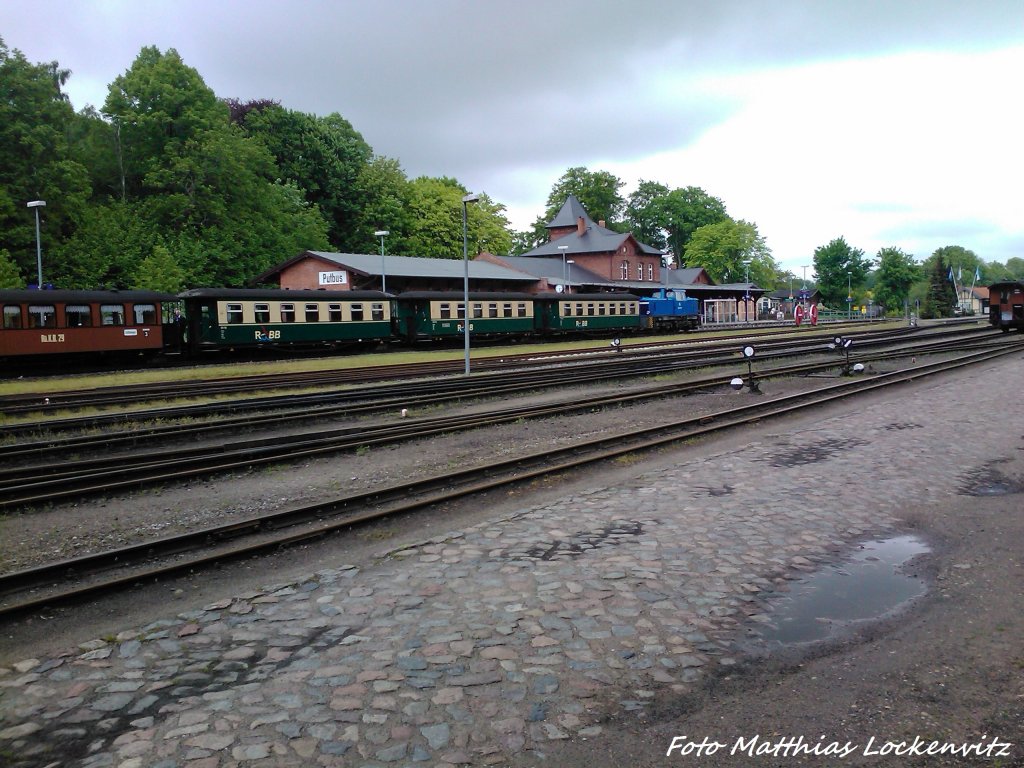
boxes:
[534,293,642,334]
[179,288,393,351]
[393,291,537,341]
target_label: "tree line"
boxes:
[2,38,1021,318]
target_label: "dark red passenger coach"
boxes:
[0,289,175,361]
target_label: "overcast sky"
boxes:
[4,0,1023,274]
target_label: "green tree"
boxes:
[624,180,671,252]
[0,37,91,278]
[100,46,329,285]
[922,254,957,318]
[0,248,25,288]
[657,186,730,266]
[133,243,187,292]
[401,178,512,260]
[232,102,374,249]
[347,156,412,254]
[872,247,919,315]
[684,219,776,285]
[812,237,871,307]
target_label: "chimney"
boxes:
[577,216,586,236]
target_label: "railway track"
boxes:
[0,340,1020,618]
[0,322,957,417]
[0,332,1007,508]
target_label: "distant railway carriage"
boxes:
[0,289,173,361]
[392,291,536,342]
[178,288,393,352]
[988,280,1024,333]
[534,293,642,335]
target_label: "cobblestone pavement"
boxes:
[2,360,1021,767]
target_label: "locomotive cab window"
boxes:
[133,304,157,325]
[328,304,342,322]
[371,303,385,321]
[254,303,271,323]
[29,305,57,328]
[100,304,125,326]
[226,303,244,325]
[305,303,320,322]
[350,303,364,321]
[3,305,22,329]
[66,304,93,327]
[280,303,296,323]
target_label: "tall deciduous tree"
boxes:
[812,237,871,307]
[624,180,671,252]
[684,219,776,285]
[658,186,730,266]
[873,247,919,314]
[0,37,91,281]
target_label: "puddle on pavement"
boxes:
[754,535,929,647]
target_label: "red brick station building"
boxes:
[257,196,763,324]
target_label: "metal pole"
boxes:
[34,207,42,288]
[375,230,389,293]
[27,200,46,288]
[462,193,478,375]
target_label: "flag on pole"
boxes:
[975,266,981,282]
[958,266,962,281]
[948,266,954,281]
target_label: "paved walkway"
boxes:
[2,358,1021,767]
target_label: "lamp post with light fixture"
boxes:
[462,193,479,375]
[374,230,389,293]
[27,200,45,288]
[558,244,569,292]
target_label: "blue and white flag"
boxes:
[958,266,962,281]
[948,266,954,281]
[975,266,981,282]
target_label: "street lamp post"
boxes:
[374,230,389,293]
[461,193,479,375]
[847,271,852,321]
[566,260,574,292]
[744,261,751,322]
[558,244,569,292]
[27,200,46,288]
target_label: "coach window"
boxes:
[517,303,527,317]
[371,303,385,321]
[598,303,606,316]
[100,304,125,326]
[575,302,584,316]
[563,303,572,316]
[134,304,157,324]
[254,303,271,323]
[587,303,596,316]
[488,303,498,318]
[280,303,296,323]
[66,304,92,327]
[609,303,617,315]
[3,305,22,329]
[503,303,513,318]
[439,303,452,319]
[305,303,320,322]
[225,303,244,325]
[350,303,364,321]
[328,303,343,322]
[26,305,46,328]
[472,303,483,319]
[456,302,466,319]
[29,305,57,328]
